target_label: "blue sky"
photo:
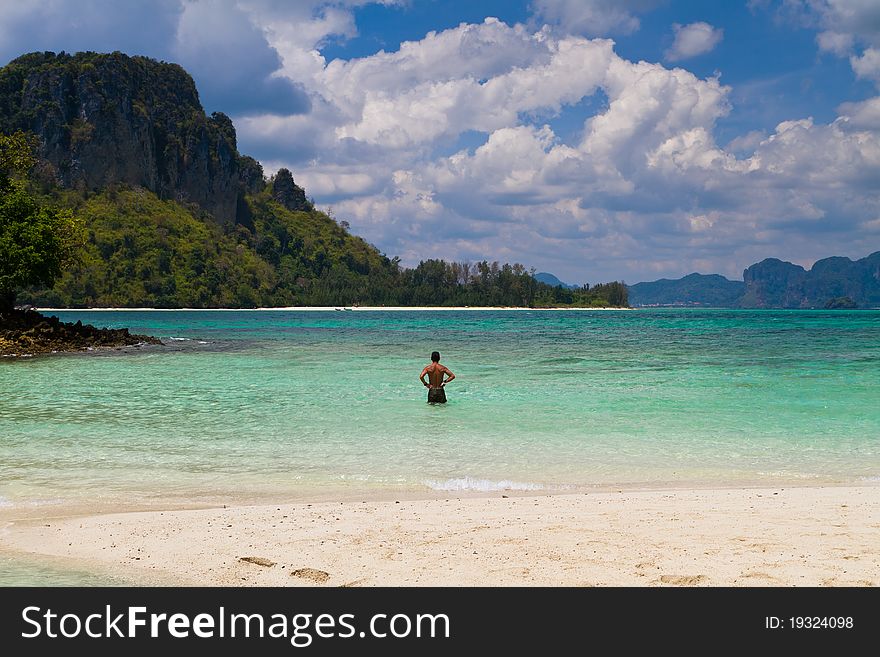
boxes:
[1,0,879,283]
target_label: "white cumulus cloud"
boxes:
[761,0,880,84]
[241,14,880,280]
[850,47,880,84]
[529,0,660,36]
[838,95,880,129]
[665,22,724,62]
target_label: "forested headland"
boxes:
[1,51,627,309]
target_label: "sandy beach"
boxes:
[1,485,877,586]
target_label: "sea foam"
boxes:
[424,477,544,492]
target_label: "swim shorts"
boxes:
[427,387,447,404]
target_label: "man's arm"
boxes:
[419,366,430,387]
[442,367,455,386]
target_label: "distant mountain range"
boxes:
[627,273,744,307]
[628,252,880,308]
[533,272,579,289]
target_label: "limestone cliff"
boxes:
[740,253,880,308]
[0,51,262,224]
[272,168,313,212]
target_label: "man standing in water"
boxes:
[419,351,455,403]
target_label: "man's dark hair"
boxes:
[431,351,440,362]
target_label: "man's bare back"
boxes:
[422,362,452,388]
[419,351,455,403]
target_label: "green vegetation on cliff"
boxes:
[0,131,83,309]
[19,182,399,307]
[20,183,627,308]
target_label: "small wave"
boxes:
[25,498,64,507]
[755,471,822,479]
[539,356,586,365]
[424,477,545,492]
[168,337,192,341]
[0,496,12,508]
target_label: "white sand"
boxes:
[1,486,877,586]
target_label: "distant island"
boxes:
[0,51,627,310]
[533,272,579,289]
[628,251,880,309]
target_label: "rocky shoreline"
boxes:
[0,308,162,357]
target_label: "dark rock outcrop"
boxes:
[272,168,313,212]
[824,296,858,309]
[0,51,264,224]
[0,308,161,356]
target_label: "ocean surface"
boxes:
[2,308,878,511]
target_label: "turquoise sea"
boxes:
[2,309,878,512]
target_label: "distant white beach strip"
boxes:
[38,306,634,312]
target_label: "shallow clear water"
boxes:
[1,309,878,509]
[0,554,124,586]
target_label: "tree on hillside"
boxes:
[0,131,84,310]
